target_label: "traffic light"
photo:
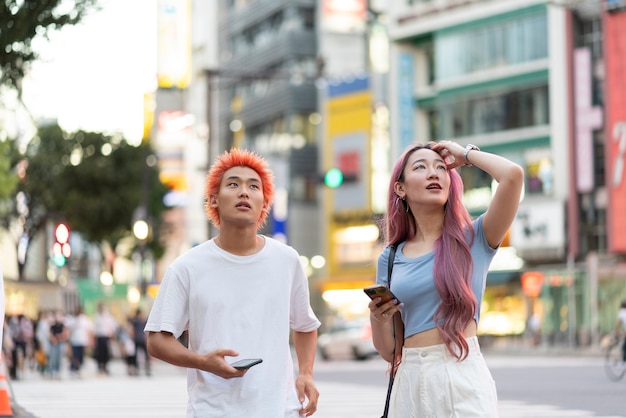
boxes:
[52,223,71,267]
[323,168,358,188]
[324,168,344,188]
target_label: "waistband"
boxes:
[401,336,481,363]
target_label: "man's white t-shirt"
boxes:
[145,236,321,418]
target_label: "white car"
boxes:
[317,319,379,361]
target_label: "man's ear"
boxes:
[209,195,218,208]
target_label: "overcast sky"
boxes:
[22,0,157,144]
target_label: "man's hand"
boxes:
[198,348,247,379]
[296,374,319,416]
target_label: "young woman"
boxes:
[369,141,524,417]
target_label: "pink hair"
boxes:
[383,142,476,360]
[204,148,275,229]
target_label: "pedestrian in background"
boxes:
[66,306,93,377]
[93,303,117,375]
[130,308,150,376]
[146,148,321,417]
[613,300,626,361]
[369,141,524,417]
[34,311,51,376]
[48,310,68,379]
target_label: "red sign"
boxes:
[604,11,626,253]
[337,150,360,175]
[521,271,545,298]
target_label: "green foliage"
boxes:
[0,140,19,201]
[8,122,170,267]
[0,0,99,90]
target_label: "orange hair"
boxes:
[204,148,275,229]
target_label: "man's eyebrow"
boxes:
[225,175,261,182]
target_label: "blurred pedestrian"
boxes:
[130,308,150,376]
[34,311,52,376]
[146,148,321,417]
[613,300,626,361]
[48,310,69,379]
[93,303,117,375]
[118,320,137,376]
[66,306,93,377]
[369,141,524,417]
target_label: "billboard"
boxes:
[157,0,191,89]
[604,10,626,253]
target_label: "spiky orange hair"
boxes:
[204,148,275,229]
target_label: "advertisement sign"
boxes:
[510,201,565,256]
[604,10,626,252]
[326,76,371,212]
[573,48,602,193]
[157,0,191,89]
[321,0,366,33]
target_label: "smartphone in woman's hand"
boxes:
[363,285,400,307]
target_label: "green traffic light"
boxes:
[52,254,66,267]
[324,168,343,188]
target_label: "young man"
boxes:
[146,148,321,417]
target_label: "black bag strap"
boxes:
[382,244,397,418]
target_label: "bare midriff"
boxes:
[404,321,477,348]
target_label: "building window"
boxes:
[432,85,549,138]
[435,10,547,81]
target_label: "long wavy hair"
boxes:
[204,148,275,229]
[383,142,476,360]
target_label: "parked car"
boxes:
[317,318,378,361]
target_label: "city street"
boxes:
[7,350,626,417]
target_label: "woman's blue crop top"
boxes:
[376,215,497,339]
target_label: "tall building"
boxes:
[385,0,626,346]
[212,0,322,261]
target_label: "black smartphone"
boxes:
[363,284,400,307]
[230,358,263,370]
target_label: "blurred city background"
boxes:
[2,0,626,367]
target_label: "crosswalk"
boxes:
[314,382,626,418]
[10,357,625,418]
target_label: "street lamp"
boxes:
[132,208,152,296]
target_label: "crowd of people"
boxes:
[2,303,151,380]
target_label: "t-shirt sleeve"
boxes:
[144,265,189,339]
[289,254,321,333]
[376,246,392,286]
[473,214,498,255]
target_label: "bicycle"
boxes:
[604,334,626,381]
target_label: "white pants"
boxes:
[388,336,498,418]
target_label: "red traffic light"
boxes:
[52,223,71,267]
[54,223,70,244]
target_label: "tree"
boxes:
[0,122,170,280]
[0,0,99,94]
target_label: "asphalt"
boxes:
[5,339,608,418]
